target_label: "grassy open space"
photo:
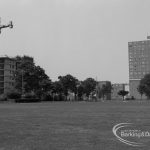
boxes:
[0,101,150,150]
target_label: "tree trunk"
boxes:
[75,93,77,101]
[102,94,104,100]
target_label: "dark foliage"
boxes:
[7,92,21,99]
[118,90,129,100]
[15,98,40,103]
[58,74,78,100]
[138,74,150,99]
[82,78,96,97]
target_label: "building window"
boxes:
[130,72,133,74]
[0,70,4,75]
[0,59,4,63]
[0,64,4,69]
[0,82,4,88]
[0,76,4,81]
[0,88,4,94]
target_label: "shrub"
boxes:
[53,94,65,101]
[58,94,65,101]
[7,92,21,99]
[15,92,40,103]
[131,96,135,100]
[15,98,40,103]
[23,93,36,99]
[0,94,7,101]
[42,94,53,101]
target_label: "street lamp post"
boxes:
[21,70,24,97]
[0,18,13,34]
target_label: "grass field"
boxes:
[0,101,149,150]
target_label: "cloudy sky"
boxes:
[0,0,150,83]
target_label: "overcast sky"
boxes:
[0,0,150,83]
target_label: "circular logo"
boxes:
[112,123,150,147]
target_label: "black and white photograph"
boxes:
[0,0,150,149]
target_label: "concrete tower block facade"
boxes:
[128,39,150,99]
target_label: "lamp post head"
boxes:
[9,21,13,28]
[0,18,13,34]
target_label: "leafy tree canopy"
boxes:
[51,81,63,94]
[97,81,112,100]
[118,90,129,100]
[15,56,51,96]
[138,74,150,98]
[82,78,96,97]
[58,74,78,98]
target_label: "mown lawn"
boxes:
[0,101,149,150]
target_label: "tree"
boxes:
[15,56,51,97]
[52,81,63,94]
[77,84,84,100]
[97,81,112,100]
[82,78,96,98]
[36,78,52,98]
[15,57,35,93]
[101,82,111,100]
[58,74,78,100]
[138,74,150,99]
[137,84,145,100]
[51,81,64,101]
[118,90,129,100]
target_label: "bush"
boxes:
[14,92,41,103]
[58,94,65,101]
[15,92,41,103]
[0,94,7,101]
[53,94,65,101]
[23,93,36,99]
[125,96,135,100]
[15,98,40,103]
[42,94,53,101]
[131,96,135,100]
[7,92,21,99]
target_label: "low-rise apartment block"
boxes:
[0,57,16,94]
